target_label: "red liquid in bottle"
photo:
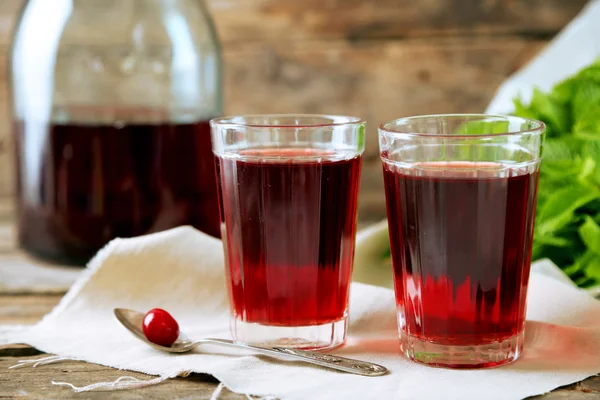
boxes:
[383,161,539,346]
[216,149,362,326]
[15,119,220,265]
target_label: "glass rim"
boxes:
[378,114,546,138]
[210,114,366,129]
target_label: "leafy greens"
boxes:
[513,59,600,288]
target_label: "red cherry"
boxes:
[142,308,180,347]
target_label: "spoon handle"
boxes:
[202,338,388,377]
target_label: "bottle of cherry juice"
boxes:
[11,0,222,265]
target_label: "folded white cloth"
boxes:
[1,226,599,400]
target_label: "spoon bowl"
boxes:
[114,308,388,377]
[114,308,195,353]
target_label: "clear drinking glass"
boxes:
[379,114,545,368]
[211,115,365,350]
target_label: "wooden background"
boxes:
[0,0,591,222]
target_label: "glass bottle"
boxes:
[10,0,222,265]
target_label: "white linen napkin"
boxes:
[1,226,599,400]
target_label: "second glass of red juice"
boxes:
[211,115,365,350]
[379,114,545,368]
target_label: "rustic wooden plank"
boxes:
[0,294,61,324]
[209,0,590,42]
[530,391,600,400]
[0,354,245,399]
[0,0,570,213]
[0,0,22,47]
[0,36,546,218]
[0,197,12,222]
[221,37,546,157]
[0,344,598,399]
[0,343,43,357]
[221,37,545,217]
[0,40,11,198]
[0,0,590,46]
[575,377,600,394]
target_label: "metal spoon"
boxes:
[114,308,388,377]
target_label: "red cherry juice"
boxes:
[216,149,362,326]
[15,119,220,265]
[382,161,539,345]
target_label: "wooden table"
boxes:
[1,213,599,399]
[0,0,594,221]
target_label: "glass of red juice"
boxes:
[211,115,365,350]
[379,114,545,368]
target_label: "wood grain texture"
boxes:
[221,37,546,219]
[0,349,598,400]
[0,334,599,399]
[0,1,21,47]
[0,36,546,218]
[0,351,245,399]
[221,37,546,157]
[0,193,11,221]
[0,0,590,45]
[0,295,60,324]
[208,0,589,42]
[0,1,590,210]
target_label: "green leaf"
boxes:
[573,62,600,84]
[357,123,366,150]
[572,246,600,283]
[551,77,577,106]
[572,83,600,125]
[529,87,570,136]
[533,234,572,248]
[454,119,510,135]
[580,138,600,161]
[541,137,581,161]
[540,160,583,183]
[585,258,600,281]
[508,58,600,288]
[513,97,540,121]
[534,244,578,269]
[563,261,584,277]
[575,275,596,287]
[578,216,600,255]
[536,185,600,236]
